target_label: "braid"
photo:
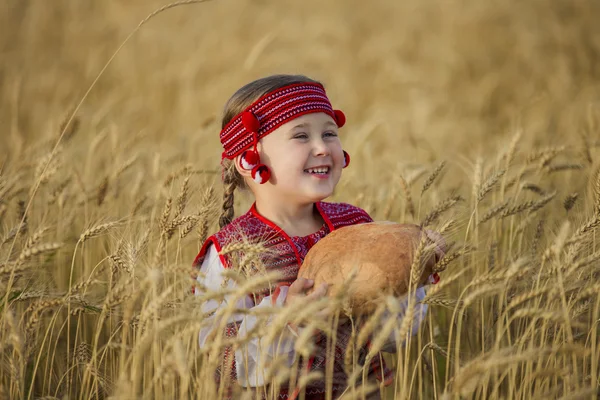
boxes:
[219,161,237,228]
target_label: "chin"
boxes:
[307,190,334,202]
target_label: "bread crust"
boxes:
[298,222,438,315]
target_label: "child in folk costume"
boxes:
[193,74,440,399]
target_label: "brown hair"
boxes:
[218,74,322,228]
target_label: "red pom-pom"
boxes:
[242,111,260,132]
[240,150,259,170]
[333,110,346,128]
[251,164,271,184]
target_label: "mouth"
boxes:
[304,166,331,176]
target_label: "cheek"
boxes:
[332,143,344,162]
[260,141,302,169]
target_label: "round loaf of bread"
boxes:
[298,222,441,315]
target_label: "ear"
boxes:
[234,155,253,179]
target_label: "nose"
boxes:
[312,137,331,157]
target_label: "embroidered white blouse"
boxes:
[195,244,428,388]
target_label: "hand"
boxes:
[284,278,329,333]
[284,277,328,306]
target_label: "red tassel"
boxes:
[333,109,346,128]
[242,111,260,133]
[251,164,271,184]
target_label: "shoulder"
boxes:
[318,201,373,225]
[193,207,267,268]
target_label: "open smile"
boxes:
[304,166,331,178]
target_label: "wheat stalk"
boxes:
[563,192,579,212]
[79,222,119,242]
[593,165,600,215]
[548,163,584,173]
[421,195,463,227]
[433,249,466,273]
[421,161,446,195]
[159,197,172,233]
[477,169,505,203]
[398,175,415,218]
[521,182,545,196]
[478,200,509,224]
[173,176,190,220]
[18,242,62,263]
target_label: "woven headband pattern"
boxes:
[220,82,344,159]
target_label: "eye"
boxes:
[323,131,338,138]
[293,133,309,139]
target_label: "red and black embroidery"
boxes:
[193,201,391,398]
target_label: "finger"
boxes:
[294,277,314,288]
[289,278,313,295]
[315,283,329,296]
[307,283,329,300]
[303,279,315,289]
[305,288,325,302]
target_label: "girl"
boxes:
[193,74,438,399]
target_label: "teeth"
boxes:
[305,167,329,174]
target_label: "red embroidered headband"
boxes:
[220,82,346,159]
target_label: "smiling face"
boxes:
[238,112,344,205]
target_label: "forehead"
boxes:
[278,112,337,129]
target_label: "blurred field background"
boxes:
[2,0,600,399]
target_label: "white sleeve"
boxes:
[195,245,297,387]
[380,286,429,353]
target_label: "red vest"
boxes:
[193,202,392,398]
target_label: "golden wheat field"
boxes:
[2,0,600,398]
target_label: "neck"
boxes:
[254,197,323,237]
